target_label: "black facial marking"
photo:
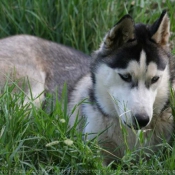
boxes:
[131,80,138,88]
[145,81,150,89]
[94,24,168,71]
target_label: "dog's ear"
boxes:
[100,15,135,52]
[150,10,170,49]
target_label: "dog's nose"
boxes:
[134,114,149,129]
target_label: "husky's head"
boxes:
[91,11,171,130]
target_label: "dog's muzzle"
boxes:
[124,114,150,130]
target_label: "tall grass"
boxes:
[0,0,174,53]
[0,0,175,174]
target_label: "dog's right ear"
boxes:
[150,10,170,50]
[100,15,135,54]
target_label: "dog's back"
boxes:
[0,35,91,105]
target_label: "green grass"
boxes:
[0,0,175,174]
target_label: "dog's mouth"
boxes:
[123,121,141,130]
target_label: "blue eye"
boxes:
[118,73,132,82]
[151,76,159,84]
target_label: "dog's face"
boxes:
[92,11,170,130]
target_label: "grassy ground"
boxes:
[0,0,175,174]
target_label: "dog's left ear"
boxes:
[150,10,170,49]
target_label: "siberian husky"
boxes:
[0,10,174,164]
[69,10,174,163]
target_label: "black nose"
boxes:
[134,114,149,129]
